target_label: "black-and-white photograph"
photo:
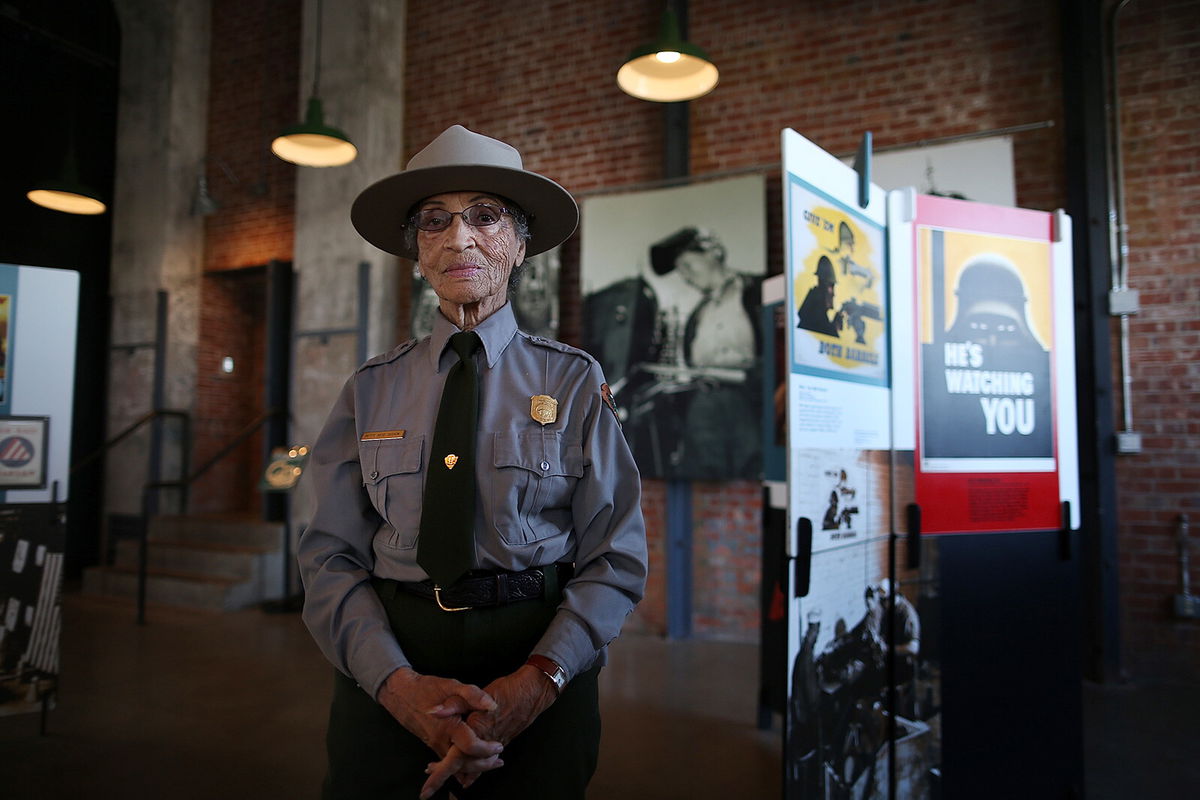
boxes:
[784,449,941,799]
[788,572,938,800]
[580,176,767,480]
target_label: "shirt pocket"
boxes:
[492,430,584,546]
[360,436,425,550]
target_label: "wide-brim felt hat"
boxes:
[351,125,579,260]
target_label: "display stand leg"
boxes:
[263,493,303,613]
[40,689,51,736]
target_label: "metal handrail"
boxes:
[71,405,287,623]
[145,407,286,497]
[134,406,287,623]
[69,408,192,476]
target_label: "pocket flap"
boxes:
[361,436,424,485]
[494,431,583,478]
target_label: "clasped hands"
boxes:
[377,664,558,799]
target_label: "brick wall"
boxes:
[1111,0,1200,682]
[624,479,667,636]
[202,0,299,273]
[404,0,1073,642]
[191,269,268,514]
[300,0,1200,676]
[693,480,767,639]
[190,0,301,514]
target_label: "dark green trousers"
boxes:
[323,578,600,800]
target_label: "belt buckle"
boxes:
[433,585,472,612]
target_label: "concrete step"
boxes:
[82,565,270,612]
[83,513,288,611]
[112,538,279,581]
[149,514,284,550]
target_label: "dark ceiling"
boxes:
[0,0,118,275]
[0,0,119,573]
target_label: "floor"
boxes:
[0,592,1196,799]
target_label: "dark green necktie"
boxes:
[416,331,481,587]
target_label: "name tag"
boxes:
[361,430,406,441]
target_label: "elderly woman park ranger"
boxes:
[298,125,648,800]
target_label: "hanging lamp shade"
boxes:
[27,146,106,215]
[271,96,357,167]
[27,183,107,215]
[617,8,718,102]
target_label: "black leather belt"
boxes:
[399,564,571,612]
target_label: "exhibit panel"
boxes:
[0,264,79,721]
[899,195,1080,536]
[781,129,1082,798]
[781,129,937,799]
[891,193,1083,798]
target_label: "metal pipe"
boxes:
[1180,514,1191,598]
[1120,314,1133,432]
[575,120,1056,199]
[1107,0,1136,435]
[1107,0,1133,290]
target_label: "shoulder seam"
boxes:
[517,331,597,366]
[357,338,420,372]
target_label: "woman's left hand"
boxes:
[419,664,558,797]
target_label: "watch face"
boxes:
[528,655,565,692]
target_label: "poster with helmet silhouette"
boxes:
[910,194,1078,534]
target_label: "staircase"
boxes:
[83,514,287,611]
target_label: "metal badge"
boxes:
[530,395,558,425]
[444,454,459,470]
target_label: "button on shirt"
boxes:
[298,303,648,700]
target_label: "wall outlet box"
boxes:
[1109,288,1141,315]
[1175,594,1199,619]
[1116,431,1143,454]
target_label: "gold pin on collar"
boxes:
[444,454,459,470]
[530,395,558,425]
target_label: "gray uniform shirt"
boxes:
[299,302,648,699]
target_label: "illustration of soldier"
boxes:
[796,255,844,336]
[797,253,882,345]
[834,221,873,289]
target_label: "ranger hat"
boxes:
[351,125,579,260]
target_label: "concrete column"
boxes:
[290,0,406,526]
[106,0,211,515]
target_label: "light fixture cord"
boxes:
[311,0,324,97]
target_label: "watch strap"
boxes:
[526,654,566,695]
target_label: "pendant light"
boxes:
[271,0,357,167]
[28,143,106,215]
[617,6,719,103]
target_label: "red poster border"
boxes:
[912,195,1062,535]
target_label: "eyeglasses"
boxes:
[410,203,514,233]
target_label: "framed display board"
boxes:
[0,416,49,490]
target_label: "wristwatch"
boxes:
[525,654,566,695]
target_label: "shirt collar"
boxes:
[428,301,518,372]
